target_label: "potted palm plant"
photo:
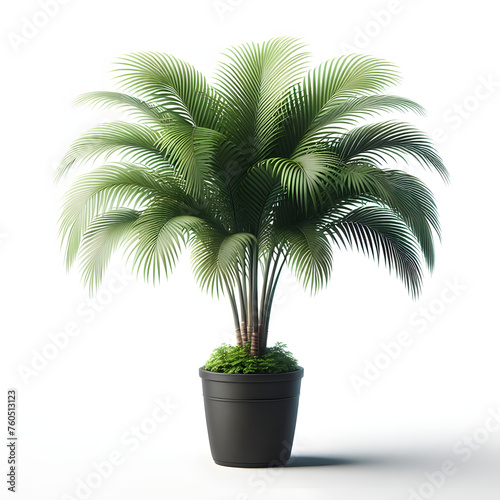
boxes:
[56,37,448,468]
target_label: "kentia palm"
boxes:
[57,37,447,466]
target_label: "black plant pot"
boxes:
[199,367,304,468]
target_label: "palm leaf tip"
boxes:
[332,206,424,298]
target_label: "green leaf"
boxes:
[55,122,163,180]
[278,222,333,293]
[130,201,206,284]
[74,91,175,126]
[330,206,424,297]
[59,163,175,269]
[214,37,310,161]
[155,123,226,197]
[78,208,140,292]
[333,120,449,182]
[114,51,223,129]
[279,54,401,155]
[190,230,256,296]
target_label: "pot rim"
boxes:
[199,366,304,383]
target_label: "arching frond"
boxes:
[333,120,449,182]
[155,123,226,197]
[190,230,256,296]
[278,223,333,293]
[59,163,176,268]
[330,206,424,297]
[78,208,140,292]
[114,52,222,129]
[130,200,206,284]
[278,54,401,155]
[294,94,425,154]
[74,91,175,126]
[55,122,164,180]
[261,150,339,209]
[214,36,310,161]
[331,165,440,269]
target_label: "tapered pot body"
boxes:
[199,367,304,468]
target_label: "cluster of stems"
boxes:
[225,244,286,357]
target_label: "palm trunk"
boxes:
[258,250,273,327]
[246,325,253,347]
[260,252,286,350]
[237,276,247,345]
[224,278,242,346]
[259,320,270,355]
[250,244,261,356]
[229,243,285,356]
[258,248,275,353]
[246,245,253,348]
[260,322,269,353]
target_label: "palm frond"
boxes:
[261,150,339,209]
[78,208,140,291]
[74,91,175,126]
[279,54,401,155]
[332,165,440,269]
[130,200,206,284]
[295,94,425,154]
[330,206,424,297]
[155,123,226,197]
[55,122,164,180]
[278,222,333,293]
[214,36,310,161]
[190,230,256,296]
[333,120,450,181]
[59,163,176,268]
[114,52,222,129]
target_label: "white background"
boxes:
[1,1,499,499]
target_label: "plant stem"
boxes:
[237,252,248,344]
[250,243,260,356]
[258,248,274,327]
[262,251,286,348]
[224,277,242,346]
[237,276,247,345]
[246,245,253,344]
[262,247,282,325]
[258,247,275,352]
